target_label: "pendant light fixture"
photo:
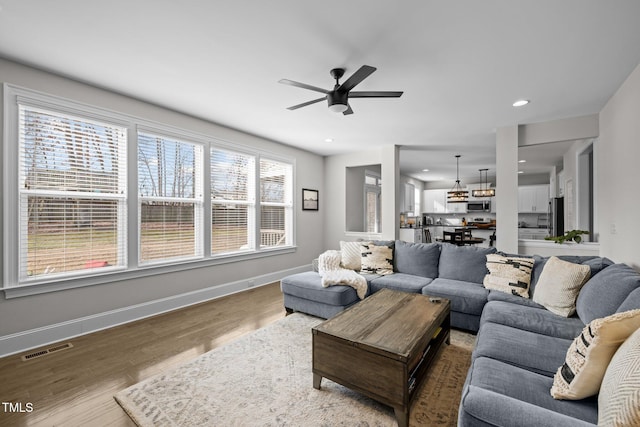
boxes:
[447,155,468,203]
[472,168,496,198]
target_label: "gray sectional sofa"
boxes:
[279,240,640,426]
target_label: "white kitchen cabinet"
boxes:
[423,189,447,213]
[446,201,467,213]
[402,183,415,214]
[518,185,549,213]
[399,227,423,243]
[518,228,549,240]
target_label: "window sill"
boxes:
[2,246,297,299]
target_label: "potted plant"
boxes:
[545,230,589,244]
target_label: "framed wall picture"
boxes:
[302,189,319,211]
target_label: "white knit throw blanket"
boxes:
[318,250,367,299]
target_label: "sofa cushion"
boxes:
[422,278,488,316]
[461,357,598,426]
[360,242,394,275]
[598,327,640,426]
[339,241,369,271]
[483,253,534,298]
[393,240,440,278]
[438,244,496,284]
[530,255,612,297]
[617,287,640,313]
[576,263,640,324]
[473,322,573,376]
[369,273,433,294]
[280,272,360,306]
[551,309,640,400]
[487,290,546,309]
[532,256,591,317]
[480,301,584,340]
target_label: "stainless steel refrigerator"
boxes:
[548,197,564,237]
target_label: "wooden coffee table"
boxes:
[312,288,451,427]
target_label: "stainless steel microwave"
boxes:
[467,201,491,212]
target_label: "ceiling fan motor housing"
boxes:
[327,90,348,112]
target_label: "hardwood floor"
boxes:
[0,282,286,427]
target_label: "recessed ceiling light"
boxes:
[518,171,524,174]
[513,100,530,107]
[518,160,526,163]
[422,169,430,172]
[324,138,333,143]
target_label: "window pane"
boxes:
[259,158,292,248]
[20,106,126,194]
[138,132,197,198]
[21,196,122,279]
[211,149,255,254]
[140,201,196,262]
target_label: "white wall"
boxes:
[323,145,398,249]
[0,59,325,347]
[495,126,519,253]
[599,64,640,269]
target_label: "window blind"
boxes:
[259,158,292,248]
[18,105,127,280]
[210,149,255,254]
[138,132,203,263]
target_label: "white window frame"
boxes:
[2,84,296,298]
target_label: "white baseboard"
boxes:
[0,265,309,358]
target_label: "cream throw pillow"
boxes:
[532,256,591,317]
[598,325,640,426]
[339,241,369,271]
[483,254,534,298]
[360,243,393,275]
[551,309,640,400]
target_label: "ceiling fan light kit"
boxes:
[447,155,469,203]
[279,65,403,115]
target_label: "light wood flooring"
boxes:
[0,282,286,427]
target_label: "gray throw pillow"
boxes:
[576,263,640,324]
[394,240,440,278]
[438,244,496,284]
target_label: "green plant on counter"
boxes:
[545,229,589,244]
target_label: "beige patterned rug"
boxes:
[115,313,475,426]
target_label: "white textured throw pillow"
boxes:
[551,309,640,400]
[484,254,534,298]
[340,241,369,271]
[532,256,591,317]
[598,325,640,426]
[360,243,393,275]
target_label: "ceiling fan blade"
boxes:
[286,97,326,110]
[349,91,403,98]
[338,65,376,92]
[343,104,354,115]
[278,79,328,94]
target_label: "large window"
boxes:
[260,158,293,248]
[4,85,295,294]
[138,132,203,264]
[211,148,255,254]
[17,104,128,281]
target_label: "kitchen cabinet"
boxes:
[518,185,549,213]
[518,228,549,240]
[399,227,423,243]
[423,189,447,213]
[446,201,467,213]
[402,183,415,214]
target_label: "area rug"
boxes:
[115,313,474,426]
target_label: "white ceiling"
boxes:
[1,1,639,181]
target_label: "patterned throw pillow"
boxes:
[551,309,640,400]
[360,242,393,275]
[532,256,591,317]
[598,326,640,426]
[340,241,369,271]
[483,254,534,298]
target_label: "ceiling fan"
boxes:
[278,65,403,115]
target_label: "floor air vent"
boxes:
[22,343,74,361]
